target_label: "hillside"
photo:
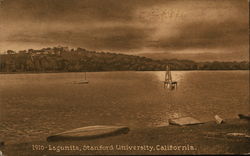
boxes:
[0,47,249,72]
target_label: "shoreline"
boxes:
[1,118,249,155]
[0,69,249,75]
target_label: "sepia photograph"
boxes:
[0,0,249,155]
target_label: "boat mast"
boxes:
[165,65,172,83]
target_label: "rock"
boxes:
[226,133,250,138]
[214,115,223,124]
[204,132,250,140]
[169,117,203,126]
[238,114,250,120]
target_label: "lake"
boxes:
[0,71,249,144]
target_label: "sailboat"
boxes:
[78,72,89,84]
[72,72,89,84]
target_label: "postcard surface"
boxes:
[0,0,249,155]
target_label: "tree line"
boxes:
[0,47,249,72]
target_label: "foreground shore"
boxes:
[1,118,249,155]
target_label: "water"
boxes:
[0,71,249,144]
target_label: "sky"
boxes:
[0,0,249,61]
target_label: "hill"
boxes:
[0,47,249,72]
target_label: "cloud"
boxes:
[0,0,170,23]
[138,49,249,62]
[5,25,155,51]
[148,19,248,51]
[0,0,248,61]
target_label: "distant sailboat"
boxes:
[72,72,89,84]
[79,72,89,84]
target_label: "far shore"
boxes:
[0,69,249,75]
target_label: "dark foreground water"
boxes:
[0,71,249,144]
